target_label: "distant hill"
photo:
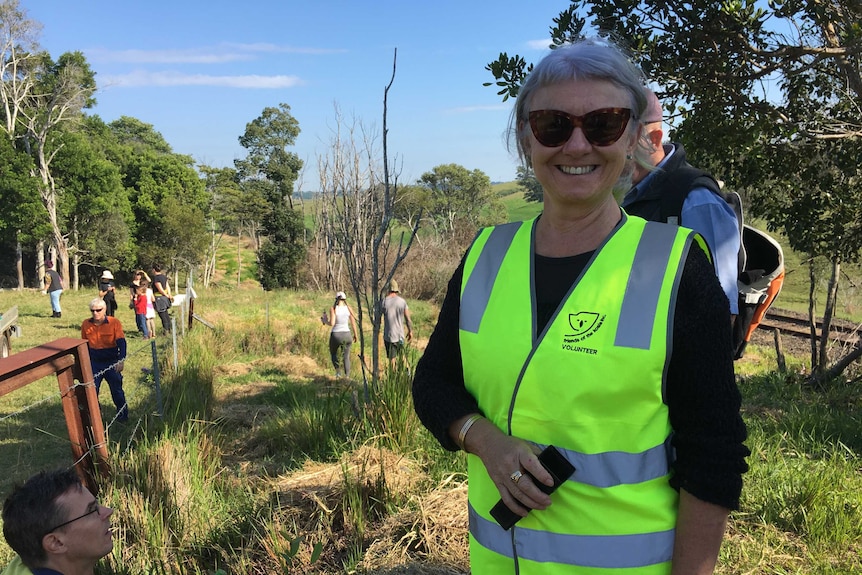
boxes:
[493,181,542,222]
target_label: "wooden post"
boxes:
[0,338,110,494]
[773,328,787,374]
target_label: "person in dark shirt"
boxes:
[43,260,64,319]
[150,264,173,335]
[2,468,114,575]
[97,270,118,317]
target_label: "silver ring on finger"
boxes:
[510,470,523,484]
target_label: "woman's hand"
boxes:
[463,418,554,517]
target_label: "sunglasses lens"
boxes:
[529,109,631,147]
[582,109,630,146]
[530,111,573,147]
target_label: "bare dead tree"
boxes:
[316,49,420,389]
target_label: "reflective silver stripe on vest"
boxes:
[615,222,680,349]
[460,221,523,334]
[470,503,674,568]
[543,440,672,488]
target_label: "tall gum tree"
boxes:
[0,0,96,286]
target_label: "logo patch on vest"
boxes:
[562,311,605,354]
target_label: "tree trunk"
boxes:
[818,257,840,370]
[35,142,71,288]
[36,240,45,290]
[808,256,818,371]
[71,220,79,291]
[15,235,23,290]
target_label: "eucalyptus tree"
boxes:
[486,1,862,379]
[0,0,96,285]
[417,163,505,237]
[51,129,133,288]
[236,103,303,208]
[199,165,269,287]
[236,103,305,288]
[18,50,96,283]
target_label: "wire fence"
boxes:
[0,316,182,495]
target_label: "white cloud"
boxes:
[87,48,252,64]
[526,39,553,50]
[101,70,304,89]
[87,43,345,64]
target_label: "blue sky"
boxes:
[26,1,573,188]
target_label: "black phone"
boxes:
[489,445,576,530]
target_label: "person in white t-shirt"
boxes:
[328,291,358,378]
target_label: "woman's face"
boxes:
[526,78,639,212]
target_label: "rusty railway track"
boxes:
[758,308,861,346]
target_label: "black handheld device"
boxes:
[489,445,576,530]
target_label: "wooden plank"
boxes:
[0,354,76,397]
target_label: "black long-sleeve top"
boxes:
[412,243,749,510]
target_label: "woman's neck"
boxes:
[535,200,622,257]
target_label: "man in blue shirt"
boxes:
[2,468,115,575]
[623,90,740,316]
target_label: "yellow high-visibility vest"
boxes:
[460,214,705,574]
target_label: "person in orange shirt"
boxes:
[80,298,128,422]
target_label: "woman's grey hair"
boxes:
[508,37,649,169]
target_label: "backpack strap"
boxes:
[658,166,722,225]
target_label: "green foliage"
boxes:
[108,115,173,155]
[483,52,533,101]
[0,136,42,247]
[52,129,136,270]
[417,163,506,234]
[258,206,307,290]
[515,165,543,203]
[235,103,303,205]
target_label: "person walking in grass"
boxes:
[380,279,413,371]
[43,260,64,318]
[328,291,359,378]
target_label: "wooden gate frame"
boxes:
[0,338,110,495]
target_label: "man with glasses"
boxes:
[81,298,128,423]
[2,468,114,575]
[622,89,741,320]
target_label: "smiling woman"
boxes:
[412,36,749,575]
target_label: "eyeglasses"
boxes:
[45,502,100,534]
[90,308,105,313]
[528,108,632,147]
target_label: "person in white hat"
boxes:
[328,291,358,378]
[98,270,118,317]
